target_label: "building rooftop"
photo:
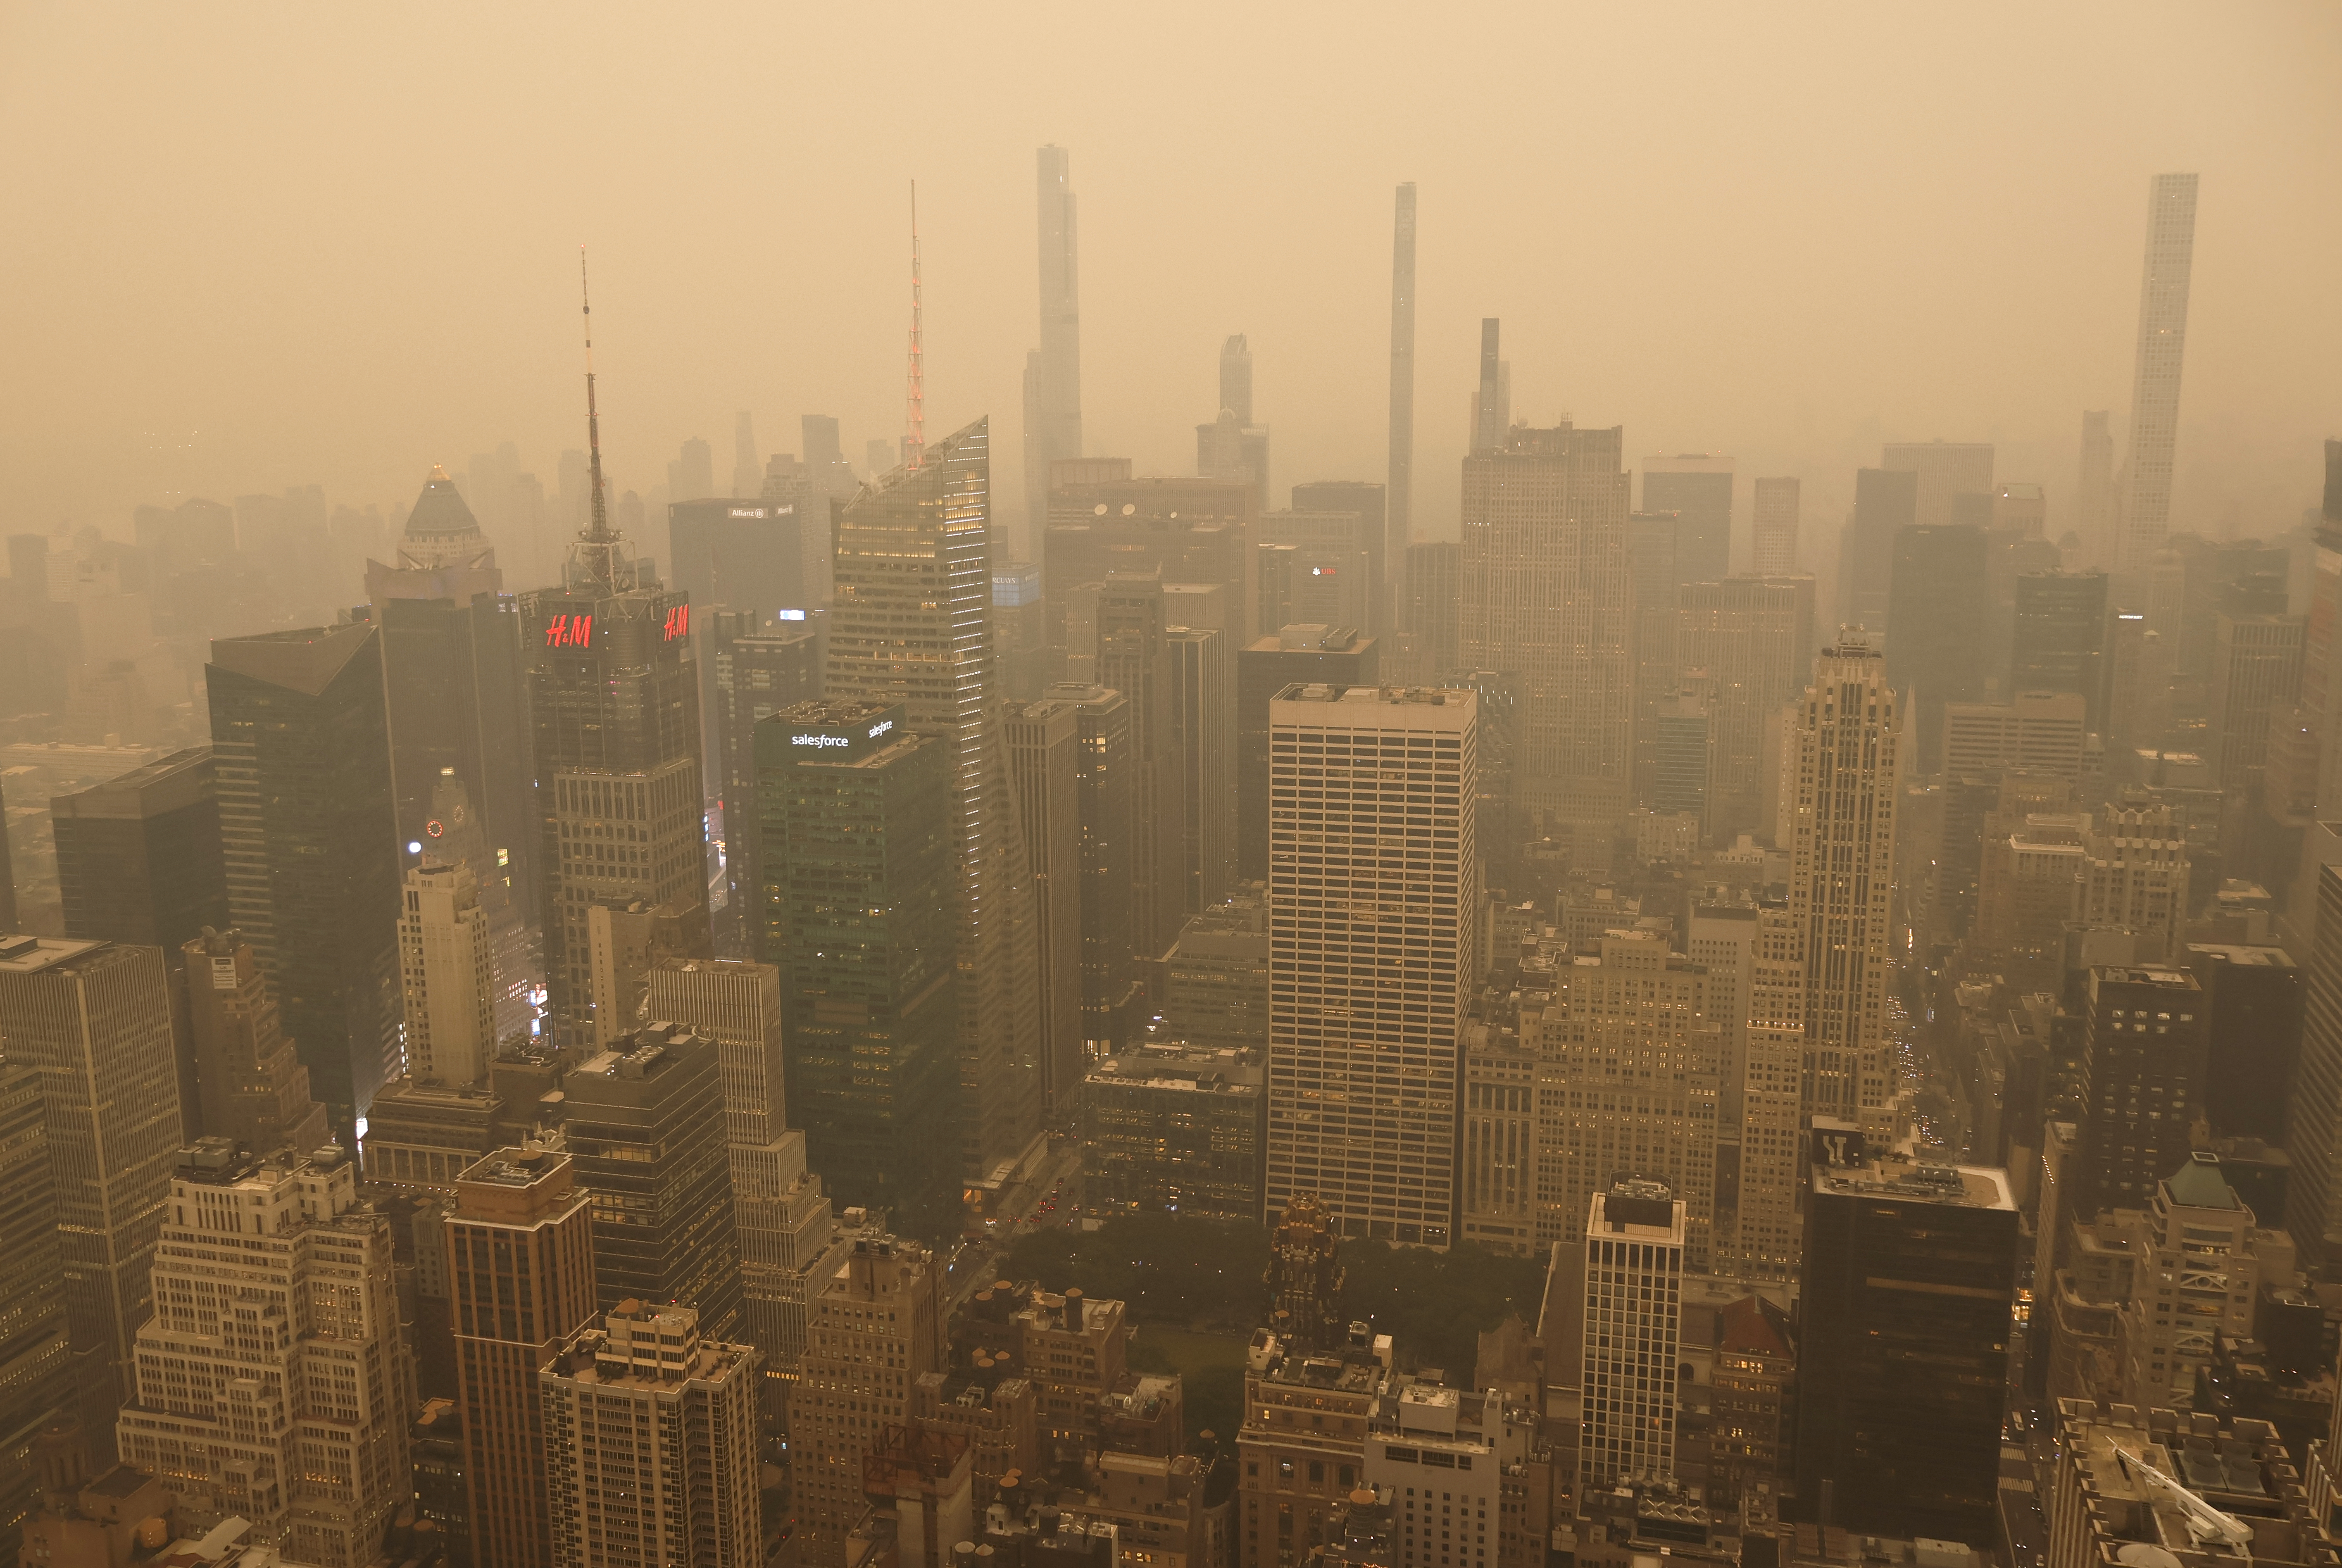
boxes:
[1813,1153,2015,1211]
[0,933,108,974]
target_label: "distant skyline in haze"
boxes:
[2,2,2338,564]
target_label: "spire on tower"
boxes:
[571,246,631,591]
[905,181,925,472]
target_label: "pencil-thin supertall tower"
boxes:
[1025,145,1083,548]
[2114,172,2198,575]
[1387,182,1417,612]
[906,182,926,473]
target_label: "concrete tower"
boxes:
[1024,144,1084,550]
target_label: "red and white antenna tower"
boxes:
[904,180,925,472]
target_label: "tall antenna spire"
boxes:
[574,245,628,590]
[905,180,925,472]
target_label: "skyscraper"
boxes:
[2115,173,2200,575]
[1197,335,1271,511]
[1752,477,1800,578]
[1097,572,1189,958]
[1885,523,1989,772]
[448,1144,595,1568]
[2208,611,2305,797]
[1675,576,1814,843]
[706,608,822,951]
[1835,467,1918,632]
[2011,569,2111,731]
[2074,965,2207,1220]
[1532,933,1721,1269]
[206,623,402,1128]
[1290,481,1390,635]
[1469,318,1508,454]
[2078,410,2115,558]
[1025,144,1084,551]
[1236,626,1379,880]
[522,352,706,1042]
[826,419,1045,1185]
[1387,183,1417,602]
[1402,540,1461,676]
[1785,631,1904,1135]
[644,957,834,1406]
[562,1023,744,1336]
[1881,440,1995,531]
[179,926,329,1155]
[1004,698,1087,1119]
[1264,684,1478,1246]
[1643,454,1735,584]
[732,409,760,498]
[540,1301,761,1568]
[50,747,228,954]
[1047,683,1145,1054]
[364,467,535,933]
[397,858,497,1086]
[1460,422,1633,840]
[0,1062,71,1558]
[754,700,959,1224]
[0,936,181,1455]
[115,1140,412,1568]
[1794,1142,2016,1543]
[793,1236,946,1568]
[1573,1183,1686,1491]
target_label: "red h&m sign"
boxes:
[662,604,690,642]
[543,613,595,648]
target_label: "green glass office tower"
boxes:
[825,419,1044,1185]
[754,700,957,1228]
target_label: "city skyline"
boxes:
[2,10,2334,551]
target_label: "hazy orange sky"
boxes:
[3,2,2338,570]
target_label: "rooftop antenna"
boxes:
[575,246,626,589]
[905,180,925,472]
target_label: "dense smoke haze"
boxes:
[4,2,2339,558]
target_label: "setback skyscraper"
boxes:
[523,274,708,1040]
[2115,173,2200,574]
[1264,684,1478,1247]
[179,926,330,1155]
[825,418,1045,1188]
[1785,631,1904,1135]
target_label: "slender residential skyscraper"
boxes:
[2115,173,2199,574]
[825,417,1045,1188]
[1471,319,1506,453]
[1264,684,1478,1247]
[1024,144,1083,548]
[1387,182,1417,596]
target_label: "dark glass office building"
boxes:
[754,700,957,1228]
[560,1023,743,1335]
[206,623,402,1128]
[1794,1140,2018,1543]
[51,746,228,952]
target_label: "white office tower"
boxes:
[115,1140,412,1568]
[1577,1182,1686,1490]
[645,958,833,1396]
[1784,630,1904,1137]
[398,858,496,1085]
[1533,930,1722,1271]
[2114,173,2200,575]
[540,1300,762,1568]
[1265,684,1479,1248]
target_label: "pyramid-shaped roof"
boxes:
[2165,1152,2240,1211]
[397,466,493,570]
